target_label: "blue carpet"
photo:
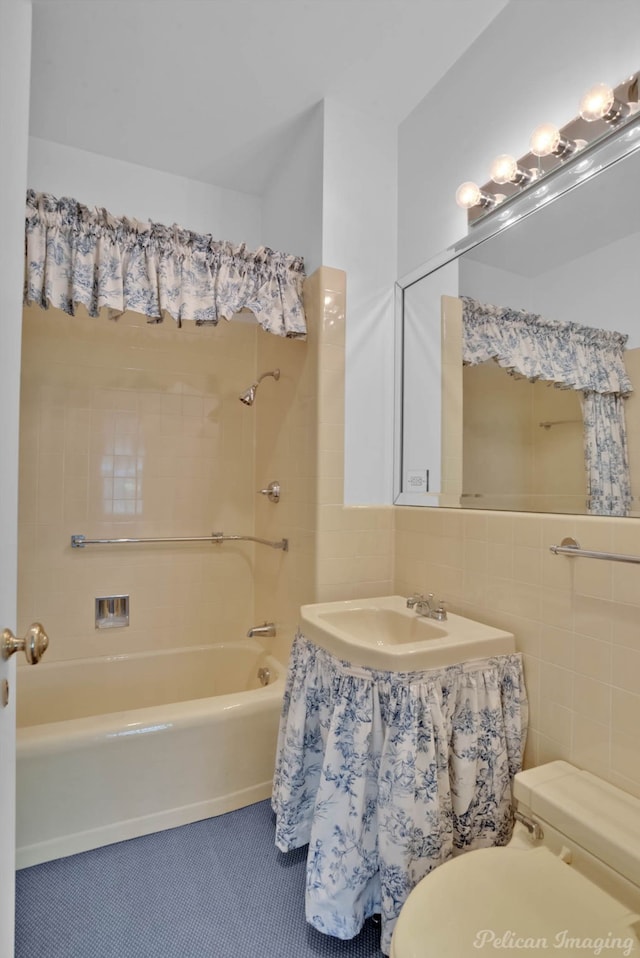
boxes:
[15,800,383,958]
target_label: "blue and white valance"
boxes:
[272,634,528,955]
[24,190,307,338]
[461,296,633,516]
[461,296,632,396]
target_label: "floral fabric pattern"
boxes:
[272,634,528,955]
[581,391,632,516]
[461,296,633,517]
[461,296,632,395]
[24,190,307,338]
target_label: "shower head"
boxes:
[238,369,280,406]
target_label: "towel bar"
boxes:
[549,536,640,564]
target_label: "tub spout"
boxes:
[247,622,276,638]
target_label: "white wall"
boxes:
[460,259,532,312]
[398,1,640,276]
[533,233,640,349]
[261,103,324,274]
[322,98,397,504]
[28,137,262,248]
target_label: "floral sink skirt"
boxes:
[272,633,528,955]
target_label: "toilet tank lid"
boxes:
[514,761,640,887]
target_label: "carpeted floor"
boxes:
[15,799,383,958]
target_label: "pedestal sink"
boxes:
[300,595,514,671]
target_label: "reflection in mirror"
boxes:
[460,296,632,516]
[397,127,640,517]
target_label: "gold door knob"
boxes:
[2,623,49,664]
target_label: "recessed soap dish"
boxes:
[95,595,129,629]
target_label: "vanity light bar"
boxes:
[456,71,640,222]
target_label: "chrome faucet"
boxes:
[406,593,447,621]
[247,622,276,638]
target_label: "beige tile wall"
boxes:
[531,381,583,502]
[18,304,260,661]
[252,267,393,662]
[463,363,535,500]
[462,364,585,512]
[18,270,393,674]
[394,507,640,798]
[252,279,317,665]
[440,295,463,504]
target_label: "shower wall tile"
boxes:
[394,506,640,798]
[18,305,259,662]
[252,269,320,664]
[253,268,393,666]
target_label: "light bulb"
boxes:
[579,83,620,122]
[530,123,562,157]
[455,181,500,212]
[490,154,536,187]
[455,181,481,209]
[490,154,518,185]
[529,123,585,159]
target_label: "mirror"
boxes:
[395,120,640,517]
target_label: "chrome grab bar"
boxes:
[550,536,640,565]
[71,532,288,551]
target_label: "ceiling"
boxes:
[29,0,507,196]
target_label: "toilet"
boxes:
[391,761,640,958]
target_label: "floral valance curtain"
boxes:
[461,296,632,395]
[272,634,528,955]
[461,297,633,516]
[24,190,307,338]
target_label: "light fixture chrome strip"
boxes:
[456,70,640,224]
[398,110,640,291]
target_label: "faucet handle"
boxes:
[431,598,447,621]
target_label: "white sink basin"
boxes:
[300,595,515,671]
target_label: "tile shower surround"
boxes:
[18,304,262,660]
[17,270,393,671]
[17,268,640,802]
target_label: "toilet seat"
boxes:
[390,845,640,958]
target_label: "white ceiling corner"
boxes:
[30,0,508,196]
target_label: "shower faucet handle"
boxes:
[257,481,280,503]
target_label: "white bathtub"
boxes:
[16,640,285,868]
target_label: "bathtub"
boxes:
[15,640,285,868]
